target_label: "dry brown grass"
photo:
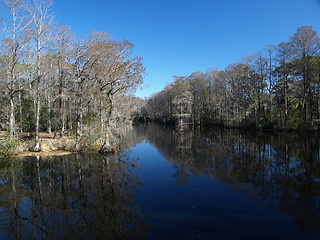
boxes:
[12,150,75,158]
[1,131,78,157]
[1,130,110,157]
[13,137,76,153]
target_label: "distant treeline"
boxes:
[0,0,145,152]
[139,26,320,130]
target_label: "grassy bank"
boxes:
[0,131,103,157]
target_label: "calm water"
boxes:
[1,124,320,239]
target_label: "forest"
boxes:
[0,0,146,153]
[1,1,320,156]
[139,25,320,130]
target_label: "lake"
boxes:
[1,124,320,239]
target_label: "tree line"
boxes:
[0,0,146,152]
[139,25,320,130]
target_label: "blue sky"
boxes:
[53,0,320,98]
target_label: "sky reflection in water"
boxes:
[131,124,320,240]
[0,124,320,239]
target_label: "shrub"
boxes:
[0,138,18,156]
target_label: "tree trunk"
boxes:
[32,81,41,152]
[99,130,113,153]
[59,76,65,137]
[9,94,15,137]
[99,94,104,131]
[18,80,23,133]
[75,105,83,151]
[67,101,72,131]
[31,23,43,152]
[46,91,52,134]
[284,75,289,129]
[99,93,113,153]
[7,63,16,138]
[60,100,65,137]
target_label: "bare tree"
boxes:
[265,45,276,122]
[70,37,96,151]
[274,42,294,128]
[52,25,74,137]
[1,0,29,137]
[90,35,145,153]
[26,0,54,151]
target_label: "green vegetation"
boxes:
[0,137,18,156]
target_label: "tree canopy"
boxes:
[0,0,146,152]
[139,26,320,130]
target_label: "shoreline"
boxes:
[136,121,320,132]
[1,131,115,158]
[9,150,77,158]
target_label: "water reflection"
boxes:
[134,124,320,235]
[1,124,320,239]
[0,152,146,239]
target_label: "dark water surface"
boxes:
[1,124,320,239]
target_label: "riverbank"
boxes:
[1,123,134,157]
[0,131,104,157]
[136,119,320,132]
[11,150,76,158]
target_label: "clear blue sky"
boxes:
[53,0,320,98]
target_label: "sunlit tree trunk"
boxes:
[59,77,66,137]
[9,95,15,136]
[45,89,52,134]
[27,0,54,151]
[99,93,113,153]
[18,79,23,132]
[3,0,27,137]
[33,77,41,151]
[75,94,83,151]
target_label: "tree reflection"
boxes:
[0,151,146,239]
[137,123,320,234]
